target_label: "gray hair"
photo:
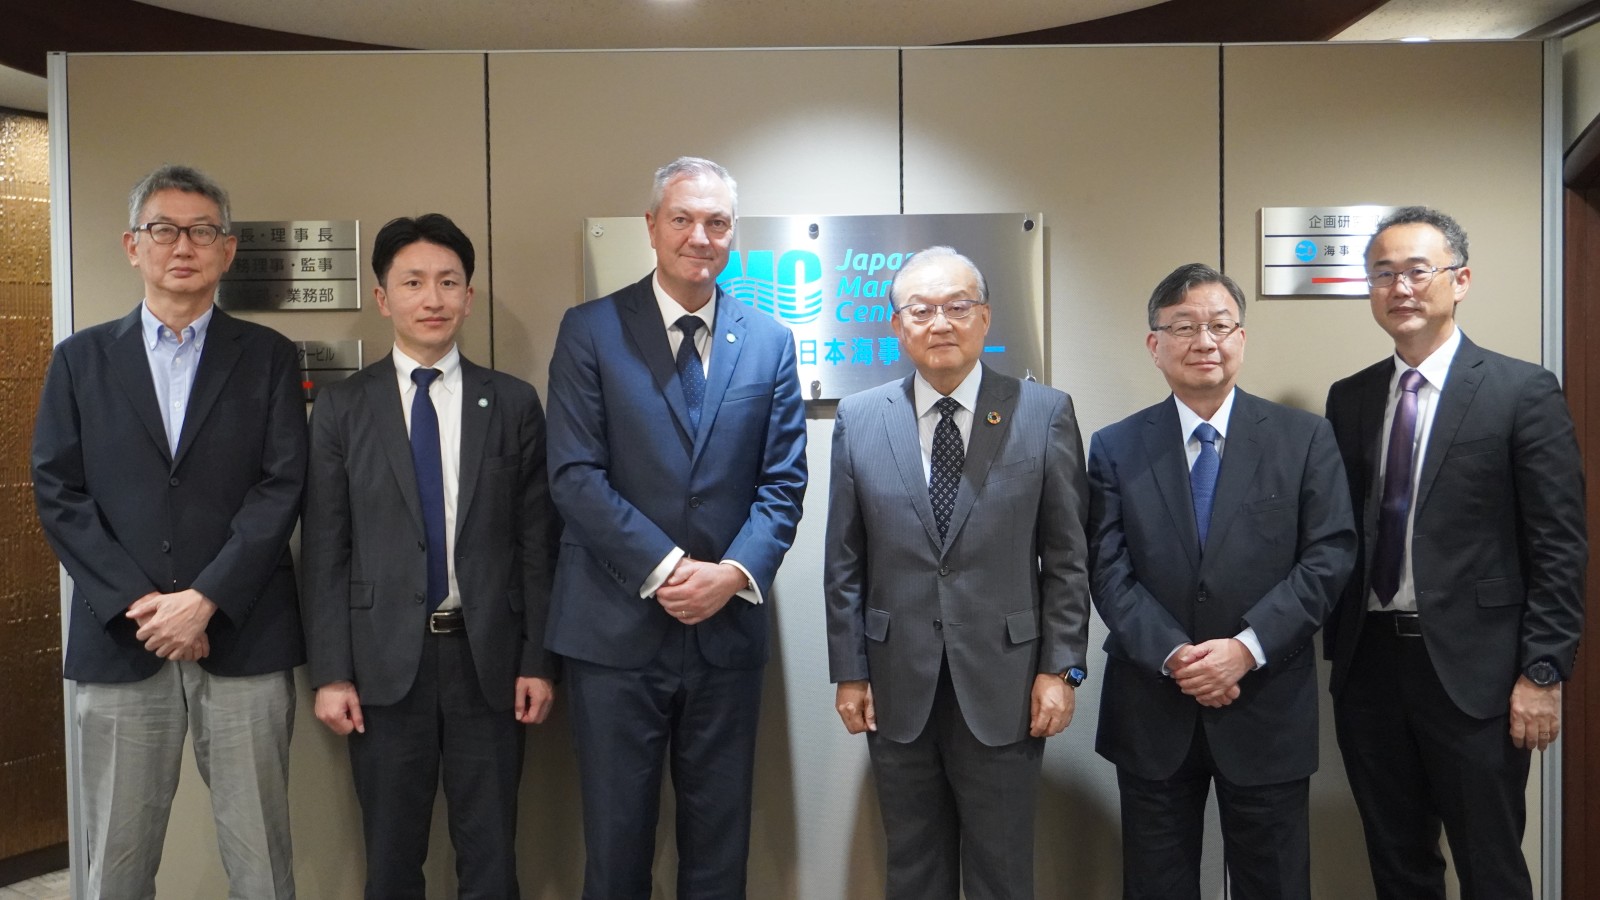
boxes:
[1146,262,1246,330]
[649,157,738,218]
[127,164,232,233]
[1368,205,1469,267]
[890,246,990,307]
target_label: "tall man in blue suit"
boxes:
[32,164,307,899]
[1325,207,1586,899]
[302,214,559,899]
[1087,263,1355,900]
[545,157,808,899]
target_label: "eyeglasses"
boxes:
[134,222,228,246]
[897,299,986,324]
[1366,264,1462,289]
[1151,319,1241,340]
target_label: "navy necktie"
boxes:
[1372,368,1426,606]
[410,367,448,613]
[676,315,707,434]
[1191,422,1220,551]
[929,397,964,544]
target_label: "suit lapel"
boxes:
[1144,398,1201,572]
[882,376,943,550]
[455,357,493,538]
[1201,390,1264,558]
[1414,336,1485,512]
[173,308,243,468]
[1356,363,1391,565]
[943,367,1018,551]
[365,357,425,534]
[620,277,696,448]
[107,306,172,465]
[693,290,747,460]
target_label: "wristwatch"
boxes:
[1060,667,1086,688]
[1525,660,1561,687]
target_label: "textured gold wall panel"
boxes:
[0,110,65,864]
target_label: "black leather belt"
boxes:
[1368,611,1422,637]
[428,608,466,634]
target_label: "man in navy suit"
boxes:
[545,157,807,899]
[32,164,307,899]
[1325,207,1586,899]
[302,214,559,899]
[1087,263,1354,899]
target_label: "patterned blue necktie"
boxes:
[410,368,448,613]
[1191,422,1220,552]
[676,315,706,434]
[929,397,964,544]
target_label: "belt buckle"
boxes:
[1393,613,1422,637]
[428,610,462,634]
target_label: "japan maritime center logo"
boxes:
[718,249,824,325]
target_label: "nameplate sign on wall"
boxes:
[1260,206,1399,297]
[295,340,363,402]
[218,220,362,311]
[582,213,1046,400]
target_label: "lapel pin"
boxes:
[986,411,1002,425]
[726,332,737,343]
[478,398,489,408]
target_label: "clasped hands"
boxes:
[656,557,745,625]
[126,588,215,661]
[1170,638,1252,708]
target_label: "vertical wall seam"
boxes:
[898,48,905,215]
[1218,44,1226,269]
[483,53,496,368]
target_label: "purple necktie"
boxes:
[1371,369,1426,606]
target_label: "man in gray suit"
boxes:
[825,246,1092,900]
[301,214,559,899]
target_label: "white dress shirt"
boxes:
[912,365,982,480]
[1166,389,1266,671]
[1367,325,1462,612]
[639,272,761,605]
[393,345,464,612]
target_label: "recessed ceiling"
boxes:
[133,0,1163,49]
[1335,0,1588,40]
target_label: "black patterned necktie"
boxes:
[676,315,706,434]
[1372,368,1426,606]
[929,397,964,544]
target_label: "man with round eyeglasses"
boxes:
[1087,262,1354,899]
[826,246,1091,900]
[32,164,307,898]
[1324,206,1587,899]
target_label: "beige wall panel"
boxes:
[1565,21,1600,148]
[487,49,901,899]
[63,51,491,900]
[66,52,491,363]
[1224,42,1544,412]
[487,49,902,392]
[904,44,1225,895]
[1224,41,1546,899]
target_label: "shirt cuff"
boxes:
[1235,627,1266,670]
[639,547,686,599]
[722,559,762,605]
[1161,644,1186,676]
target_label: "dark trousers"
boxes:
[349,630,525,900]
[566,624,763,900]
[1334,614,1533,900]
[866,661,1044,900]
[1117,718,1310,900]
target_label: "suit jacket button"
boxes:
[939,565,950,576]
[418,541,426,552]
[689,496,702,508]
[1197,590,1208,603]
[414,592,425,604]
[160,540,171,553]
[933,619,943,630]
[168,477,179,487]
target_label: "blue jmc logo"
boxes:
[719,250,824,325]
